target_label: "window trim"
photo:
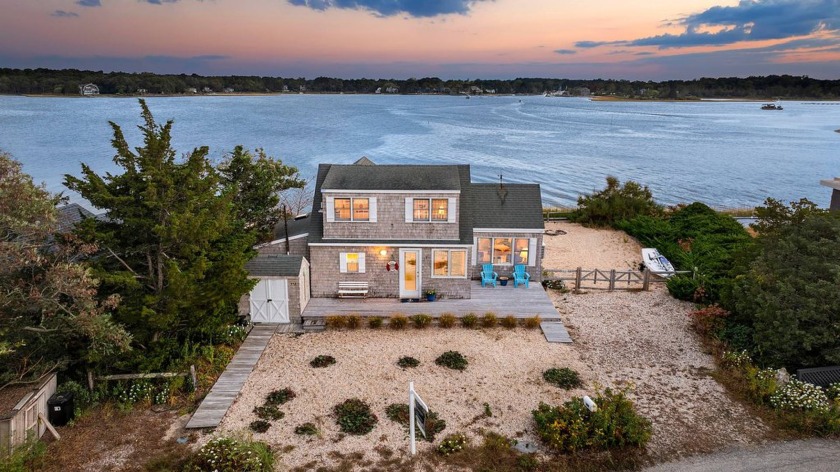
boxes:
[431,249,468,278]
[339,252,366,273]
[333,197,371,222]
[409,197,452,223]
[476,237,534,266]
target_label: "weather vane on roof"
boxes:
[497,173,508,203]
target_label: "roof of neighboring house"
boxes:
[468,184,545,230]
[245,254,304,277]
[271,213,311,241]
[0,372,56,420]
[797,366,840,388]
[321,164,462,191]
[56,203,96,233]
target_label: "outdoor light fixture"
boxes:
[379,249,388,256]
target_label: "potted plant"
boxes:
[499,276,509,286]
[424,289,437,302]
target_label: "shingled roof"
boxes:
[56,203,96,233]
[321,164,462,191]
[468,183,544,230]
[245,254,304,277]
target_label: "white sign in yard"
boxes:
[409,381,429,455]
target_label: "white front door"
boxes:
[399,249,421,299]
[249,279,290,323]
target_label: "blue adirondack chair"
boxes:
[480,263,498,287]
[513,264,530,288]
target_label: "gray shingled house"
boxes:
[254,158,544,307]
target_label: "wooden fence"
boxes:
[86,365,197,391]
[543,267,693,292]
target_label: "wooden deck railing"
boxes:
[543,267,693,292]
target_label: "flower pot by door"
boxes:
[426,294,436,302]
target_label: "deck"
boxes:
[301,281,562,320]
[185,324,278,429]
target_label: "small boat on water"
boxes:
[761,103,783,110]
[641,248,676,277]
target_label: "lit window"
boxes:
[477,238,492,263]
[346,253,359,272]
[339,252,365,273]
[432,250,467,277]
[413,199,430,221]
[477,238,532,266]
[494,238,512,265]
[353,198,369,221]
[335,198,351,221]
[514,238,529,264]
[431,199,448,221]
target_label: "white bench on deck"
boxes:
[338,281,369,298]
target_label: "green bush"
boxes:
[438,313,457,328]
[461,313,478,329]
[389,314,408,330]
[437,433,468,456]
[718,322,755,353]
[481,312,498,328]
[57,380,92,410]
[249,420,271,433]
[500,315,518,329]
[532,388,652,453]
[185,436,274,472]
[254,405,284,421]
[0,436,46,472]
[346,314,362,330]
[542,367,582,389]
[570,176,662,228]
[310,355,336,368]
[294,422,319,436]
[827,383,840,401]
[266,388,296,406]
[436,351,468,371]
[333,398,378,435]
[397,356,420,368]
[411,314,433,329]
[368,316,383,329]
[384,403,446,441]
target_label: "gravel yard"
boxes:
[212,221,767,469]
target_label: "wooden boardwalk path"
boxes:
[541,321,572,343]
[186,325,278,429]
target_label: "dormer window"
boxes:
[334,198,369,222]
[412,198,449,222]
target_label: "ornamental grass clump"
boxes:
[436,351,468,371]
[461,313,478,329]
[368,316,383,329]
[266,388,296,406]
[346,314,362,330]
[522,315,541,329]
[186,436,274,472]
[543,367,582,390]
[500,315,518,329]
[437,433,468,456]
[389,314,409,330]
[325,316,348,329]
[532,387,651,453]
[411,314,433,329]
[481,312,498,328]
[253,405,284,421]
[333,398,378,435]
[769,379,831,413]
[397,356,420,368]
[310,355,336,368]
[438,313,457,328]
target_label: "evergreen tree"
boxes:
[65,100,255,369]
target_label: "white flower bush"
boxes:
[826,383,840,402]
[769,379,830,413]
[188,437,273,472]
[721,350,752,368]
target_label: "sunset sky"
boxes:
[1,0,838,79]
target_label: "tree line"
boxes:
[2,68,840,98]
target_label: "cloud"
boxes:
[143,0,181,5]
[581,0,840,49]
[76,0,101,6]
[287,0,491,18]
[51,10,79,17]
[553,49,576,55]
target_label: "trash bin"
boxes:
[47,392,74,427]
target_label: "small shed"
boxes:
[0,373,57,455]
[240,254,310,324]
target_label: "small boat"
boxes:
[761,103,783,110]
[641,248,676,277]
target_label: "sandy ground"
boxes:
[213,221,767,469]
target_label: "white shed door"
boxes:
[249,279,290,323]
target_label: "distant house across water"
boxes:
[78,83,99,96]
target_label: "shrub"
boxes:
[718,323,755,353]
[721,350,752,369]
[397,356,420,368]
[827,383,840,401]
[666,275,706,303]
[385,403,409,424]
[411,314,433,329]
[770,379,831,413]
[385,403,446,441]
[217,324,248,345]
[437,433,468,456]
[249,420,271,433]
[310,355,336,368]
[522,315,541,329]
[325,316,348,329]
[185,436,274,472]
[333,398,378,435]
[481,312,498,328]
[533,388,652,453]
[570,176,661,228]
[368,316,383,329]
[436,351,468,371]
[542,279,566,291]
[254,405,284,421]
[294,423,319,436]
[0,436,46,472]
[543,368,582,389]
[346,314,362,330]
[688,305,729,337]
[266,388,296,406]
[500,315,518,329]
[57,380,92,410]
[389,314,408,330]
[438,313,456,328]
[461,313,478,329]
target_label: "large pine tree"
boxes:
[65,100,256,369]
